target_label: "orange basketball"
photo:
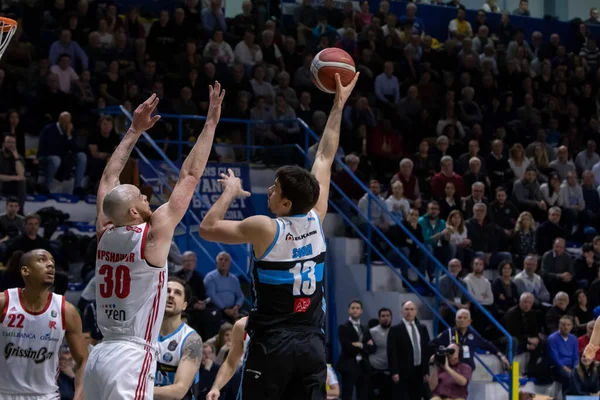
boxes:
[310,48,356,94]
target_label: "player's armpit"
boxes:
[199,215,276,248]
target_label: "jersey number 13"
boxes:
[289,261,317,296]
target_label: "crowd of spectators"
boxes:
[4,0,600,398]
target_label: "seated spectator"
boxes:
[391,158,423,210]
[374,62,400,119]
[514,255,552,306]
[463,257,493,332]
[501,293,543,354]
[575,141,600,174]
[5,214,54,264]
[574,243,599,288]
[0,197,24,238]
[536,207,568,255]
[392,208,426,288]
[546,292,571,333]
[273,72,298,110]
[465,203,512,268]
[0,134,25,209]
[567,353,600,396]
[447,210,471,265]
[457,140,487,177]
[512,212,537,266]
[462,161,489,205]
[203,30,234,66]
[431,309,509,371]
[578,321,600,362]
[358,179,391,231]
[49,29,88,70]
[462,181,488,220]
[419,201,451,277]
[37,112,87,196]
[559,171,585,232]
[508,143,531,181]
[202,0,227,39]
[492,260,519,318]
[234,31,263,74]
[437,259,470,327]
[541,238,577,297]
[385,181,410,223]
[581,171,600,229]
[550,146,577,181]
[203,252,245,322]
[87,116,119,192]
[448,7,472,40]
[431,156,466,200]
[429,343,472,400]
[513,0,531,16]
[485,140,512,191]
[490,187,519,238]
[50,54,81,94]
[547,315,579,395]
[540,172,562,209]
[57,347,76,400]
[197,344,220,399]
[512,167,547,221]
[439,182,461,221]
[571,289,593,336]
[458,87,482,127]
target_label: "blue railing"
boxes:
[104,107,513,393]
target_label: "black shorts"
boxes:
[238,328,327,400]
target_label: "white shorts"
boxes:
[83,341,156,400]
[0,395,60,400]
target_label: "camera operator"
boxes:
[429,343,472,400]
[430,309,509,371]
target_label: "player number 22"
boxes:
[99,265,132,299]
[289,261,317,296]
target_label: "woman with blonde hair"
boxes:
[213,323,233,364]
[508,143,530,180]
[530,143,551,183]
[513,211,536,265]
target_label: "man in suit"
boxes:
[336,299,375,400]
[388,301,431,400]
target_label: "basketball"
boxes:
[310,48,356,94]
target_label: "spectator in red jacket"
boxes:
[431,156,467,199]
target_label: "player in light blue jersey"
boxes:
[154,277,203,400]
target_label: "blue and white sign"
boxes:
[138,161,254,221]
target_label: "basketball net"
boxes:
[0,17,18,61]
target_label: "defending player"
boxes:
[154,277,203,400]
[83,84,225,400]
[0,249,88,400]
[206,316,248,400]
[199,73,359,400]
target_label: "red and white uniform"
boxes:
[0,288,65,400]
[83,223,167,400]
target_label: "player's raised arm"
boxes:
[206,317,247,400]
[154,332,203,400]
[96,94,160,236]
[150,82,225,238]
[63,302,89,400]
[311,72,359,222]
[199,169,276,252]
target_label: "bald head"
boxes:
[103,184,149,225]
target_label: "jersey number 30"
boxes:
[99,265,132,299]
[289,261,317,296]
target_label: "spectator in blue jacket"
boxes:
[547,315,579,394]
[37,112,87,196]
[204,251,245,322]
[49,29,88,71]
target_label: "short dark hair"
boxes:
[525,166,537,173]
[378,307,392,317]
[582,243,594,253]
[6,197,19,205]
[497,260,514,275]
[168,277,191,303]
[349,299,363,308]
[275,166,320,216]
[24,213,41,224]
[495,186,506,194]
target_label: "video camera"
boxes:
[431,345,455,366]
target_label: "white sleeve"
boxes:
[327,366,339,386]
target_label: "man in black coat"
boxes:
[501,292,544,353]
[336,299,375,400]
[387,301,431,400]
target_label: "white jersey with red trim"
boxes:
[96,223,167,350]
[0,288,65,396]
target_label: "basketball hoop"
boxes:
[0,17,17,60]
